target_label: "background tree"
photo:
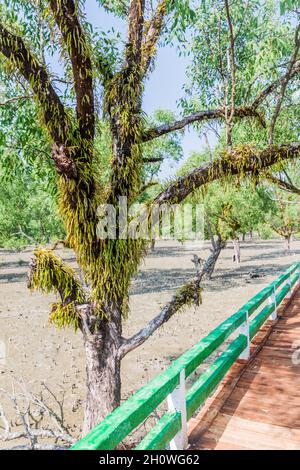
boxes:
[178,149,273,271]
[0,0,299,436]
[265,192,300,252]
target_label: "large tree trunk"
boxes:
[81,307,122,436]
[82,335,121,436]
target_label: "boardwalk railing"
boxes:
[72,261,300,451]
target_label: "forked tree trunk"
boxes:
[232,239,241,263]
[81,310,122,436]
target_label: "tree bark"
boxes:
[206,237,225,279]
[232,239,241,263]
[81,306,122,436]
[285,235,291,253]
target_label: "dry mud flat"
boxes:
[0,238,299,447]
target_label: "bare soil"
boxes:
[0,238,299,447]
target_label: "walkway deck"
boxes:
[188,287,300,450]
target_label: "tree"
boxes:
[0,0,300,435]
[0,165,64,248]
[205,183,272,263]
[266,192,300,252]
[0,100,182,248]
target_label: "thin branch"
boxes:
[118,245,222,358]
[224,0,236,146]
[142,106,264,142]
[269,24,300,144]
[143,156,164,163]
[0,95,32,106]
[138,181,159,195]
[283,169,294,186]
[252,60,300,109]
[142,61,300,143]
[0,383,75,449]
[265,172,300,195]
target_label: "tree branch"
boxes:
[142,106,264,142]
[265,172,300,195]
[0,25,68,140]
[141,0,169,75]
[118,246,222,358]
[153,142,300,205]
[268,24,300,144]
[138,180,159,195]
[224,0,236,146]
[142,156,164,163]
[252,60,300,109]
[49,0,95,142]
[0,22,77,178]
[0,95,32,106]
[0,383,75,449]
[125,0,145,70]
[142,61,300,143]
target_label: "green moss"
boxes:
[28,247,87,328]
[49,301,80,330]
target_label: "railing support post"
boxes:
[268,285,277,320]
[287,275,293,298]
[167,369,188,450]
[238,311,250,360]
[297,266,300,289]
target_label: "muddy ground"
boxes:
[0,238,299,448]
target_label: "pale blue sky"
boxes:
[83,1,210,177]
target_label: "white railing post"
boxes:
[287,275,293,298]
[238,311,250,360]
[167,369,188,450]
[297,266,300,289]
[268,285,277,320]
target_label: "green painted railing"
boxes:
[72,261,300,451]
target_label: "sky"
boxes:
[83,1,211,178]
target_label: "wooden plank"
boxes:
[190,286,300,450]
[220,405,300,430]
[204,414,300,450]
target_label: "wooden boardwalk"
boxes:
[188,287,300,450]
